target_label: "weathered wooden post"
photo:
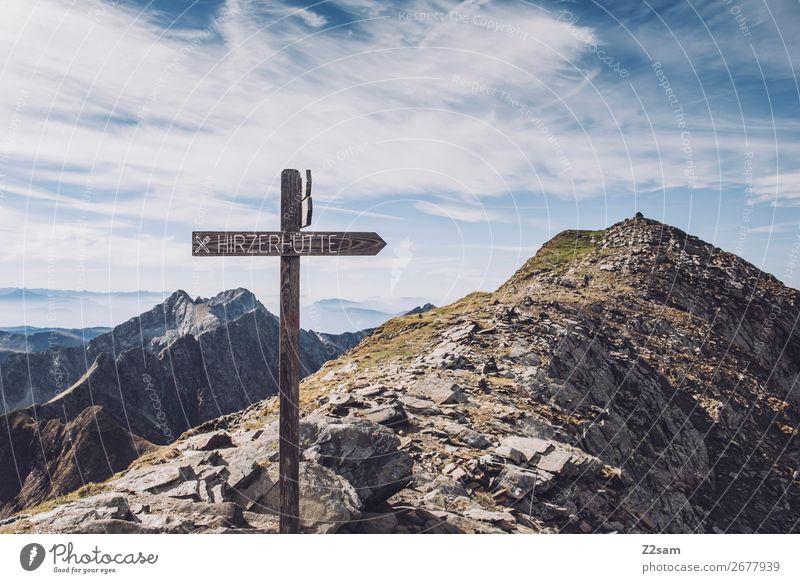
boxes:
[278,169,302,534]
[192,169,386,533]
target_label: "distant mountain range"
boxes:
[0,327,110,362]
[0,289,170,328]
[302,298,435,333]
[0,288,434,334]
[0,288,162,299]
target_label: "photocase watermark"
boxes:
[471,14,529,41]
[21,541,158,573]
[20,543,46,572]
[722,0,753,38]
[451,75,574,179]
[731,151,755,262]
[46,246,68,394]
[135,4,241,123]
[49,542,157,575]
[556,10,630,78]
[142,373,174,442]
[747,223,800,361]
[190,176,214,294]
[320,336,340,358]
[391,236,413,292]
[0,88,28,215]
[652,61,696,189]
[397,9,530,40]
[49,350,68,392]
[88,0,123,21]
[320,141,370,173]
[73,177,95,297]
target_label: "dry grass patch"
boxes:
[1,481,111,532]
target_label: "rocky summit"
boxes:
[0,288,366,518]
[2,215,798,534]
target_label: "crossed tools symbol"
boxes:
[195,235,211,253]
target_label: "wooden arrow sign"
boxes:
[191,169,386,534]
[192,231,386,256]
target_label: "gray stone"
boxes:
[419,342,469,369]
[495,444,526,464]
[339,362,359,373]
[421,476,470,508]
[2,384,401,535]
[399,395,440,415]
[136,513,195,533]
[112,462,197,495]
[445,323,478,343]
[262,463,361,534]
[217,446,261,489]
[537,449,572,474]
[535,447,601,478]
[301,416,413,506]
[415,379,466,404]
[29,493,135,532]
[358,401,407,426]
[450,467,468,481]
[228,468,276,512]
[537,501,577,522]
[78,519,156,534]
[147,500,243,531]
[459,430,492,449]
[440,421,492,450]
[162,480,201,500]
[481,358,499,374]
[242,511,278,532]
[328,392,357,407]
[464,507,516,524]
[208,483,227,504]
[193,430,234,451]
[355,384,386,397]
[497,465,554,499]
[499,436,553,462]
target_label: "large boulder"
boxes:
[28,493,136,532]
[301,416,413,506]
[261,463,361,533]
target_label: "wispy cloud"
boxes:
[414,200,496,223]
[295,8,328,28]
[0,0,798,303]
[749,221,800,234]
[752,172,800,205]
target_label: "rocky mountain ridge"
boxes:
[0,288,368,517]
[3,215,798,533]
[2,288,254,412]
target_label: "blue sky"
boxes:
[1,0,799,319]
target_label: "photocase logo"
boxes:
[20,543,46,571]
[391,236,413,292]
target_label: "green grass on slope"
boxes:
[503,229,606,288]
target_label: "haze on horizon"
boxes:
[1,0,799,322]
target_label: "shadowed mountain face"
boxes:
[0,289,368,517]
[0,289,365,416]
[0,407,155,515]
[2,216,798,533]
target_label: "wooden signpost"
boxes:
[192,169,386,533]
